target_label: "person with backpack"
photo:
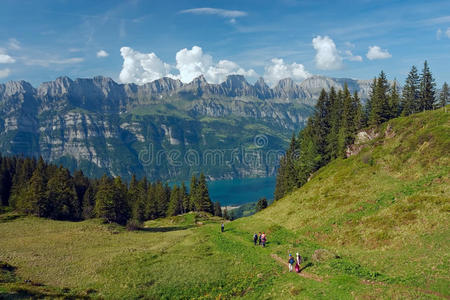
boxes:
[258,232,262,245]
[221,223,224,233]
[288,254,295,272]
[295,252,302,273]
[253,233,258,245]
[261,232,267,247]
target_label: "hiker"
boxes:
[261,232,267,247]
[253,233,258,245]
[288,254,295,272]
[258,232,262,245]
[295,252,302,273]
[221,223,224,232]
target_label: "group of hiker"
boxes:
[288,252,303,273]
[253,232,267,247]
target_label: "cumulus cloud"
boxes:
[0,68,11,79]
[175,46,256,83]
[119,47,173,84]
[119,45,257,84]
[312,36,343,70]
[366,46,392,60]
[0,53,15,64]
[97,50,109,58]
[344,50,363,62]
[180,8,247,18]
[263,58,310,87]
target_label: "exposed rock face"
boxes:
[0,74,373,181]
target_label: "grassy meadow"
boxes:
[0,107,449,299]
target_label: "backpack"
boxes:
[289,258,295,264]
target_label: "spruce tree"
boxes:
[401,65,420,116]
[388,80,401,119]
[419,60,436,111]
[167,185,182,216]
[189,175,199,211]
[213,201,222,217]
[22,163,47,216]
[0,158,11,206]
[369,71,390,126]
[437,82,449,108]
[46,167,79,220]
[82,184,96,219]
[326,87,341,160]
[180,182,189,213]
[197,173,213,213]
[95,175,116,223]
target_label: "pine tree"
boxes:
[167,185,183,216]
[419,60,436,111]
[154,181,169,218]
[197,173,213,213]
[82,184,96,219]
[213,201,222,217]
[388,80,401,119]
[437,82,449,108]
[145,183,158,220]
[46,167,79,220]
[401,65,420,116]
[180,182,189,213]
[337,84,356,157]
[312,89,331,160]
[95,175,116,223]
[0,158,12,206]
[189,175,199,211]
[22,163,48,216]
[369,71,390,126]
[73,169,89,212]
[326,87,341,160]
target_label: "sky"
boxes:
[0,0,449,87]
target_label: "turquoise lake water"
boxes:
[207,177,276,206]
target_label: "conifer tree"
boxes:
[95,175,116,223]
[401,65,420,116]
[213,201,222,217]
[388,80,401,119]
[22,162,47,216]
[46,167,79,220]
[197,173,213,213]
[419,60,436,111]
[437,82,449,108]
[154,181,169,218]
[326,87,341,160]
[369,71,390,126]
[145,183,158,220]
[189,175,199,211]
[180,182,189,213]
[337,84,356,157]
[82,184,96,219]
[0,158,12,206]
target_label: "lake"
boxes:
[207,177,276,207]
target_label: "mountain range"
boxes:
[0,74,372,181]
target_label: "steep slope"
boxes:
[239,107,449,296]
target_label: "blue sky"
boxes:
[0,0,449,87]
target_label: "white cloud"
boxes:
[119,47,173,84]
[179,8,247,18]
[97,50,109,58]
[119,45,257,85]
[175,46,256,83]
[0,53,15,64]
[312,36,343,70]
[344,50,363,62]
[23,57,84,67]
[446,28,450,38]
[437,28,442,40]
[366,46,392,60]
[263,58,310,87]
[8,38,20,50]
[0,68,11,79]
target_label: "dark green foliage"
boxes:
[255,197,268,212]
[437,82,448,108]
[418,60,435,112]
[369,71,391,126]
[401,66,420,116]
[213,201,222,217]
[0,153,211,225]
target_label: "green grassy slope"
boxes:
[0,107,448,299]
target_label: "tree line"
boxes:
[275,60,448,200]
[0,155,221,226]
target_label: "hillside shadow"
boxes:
[140,225,193,232]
